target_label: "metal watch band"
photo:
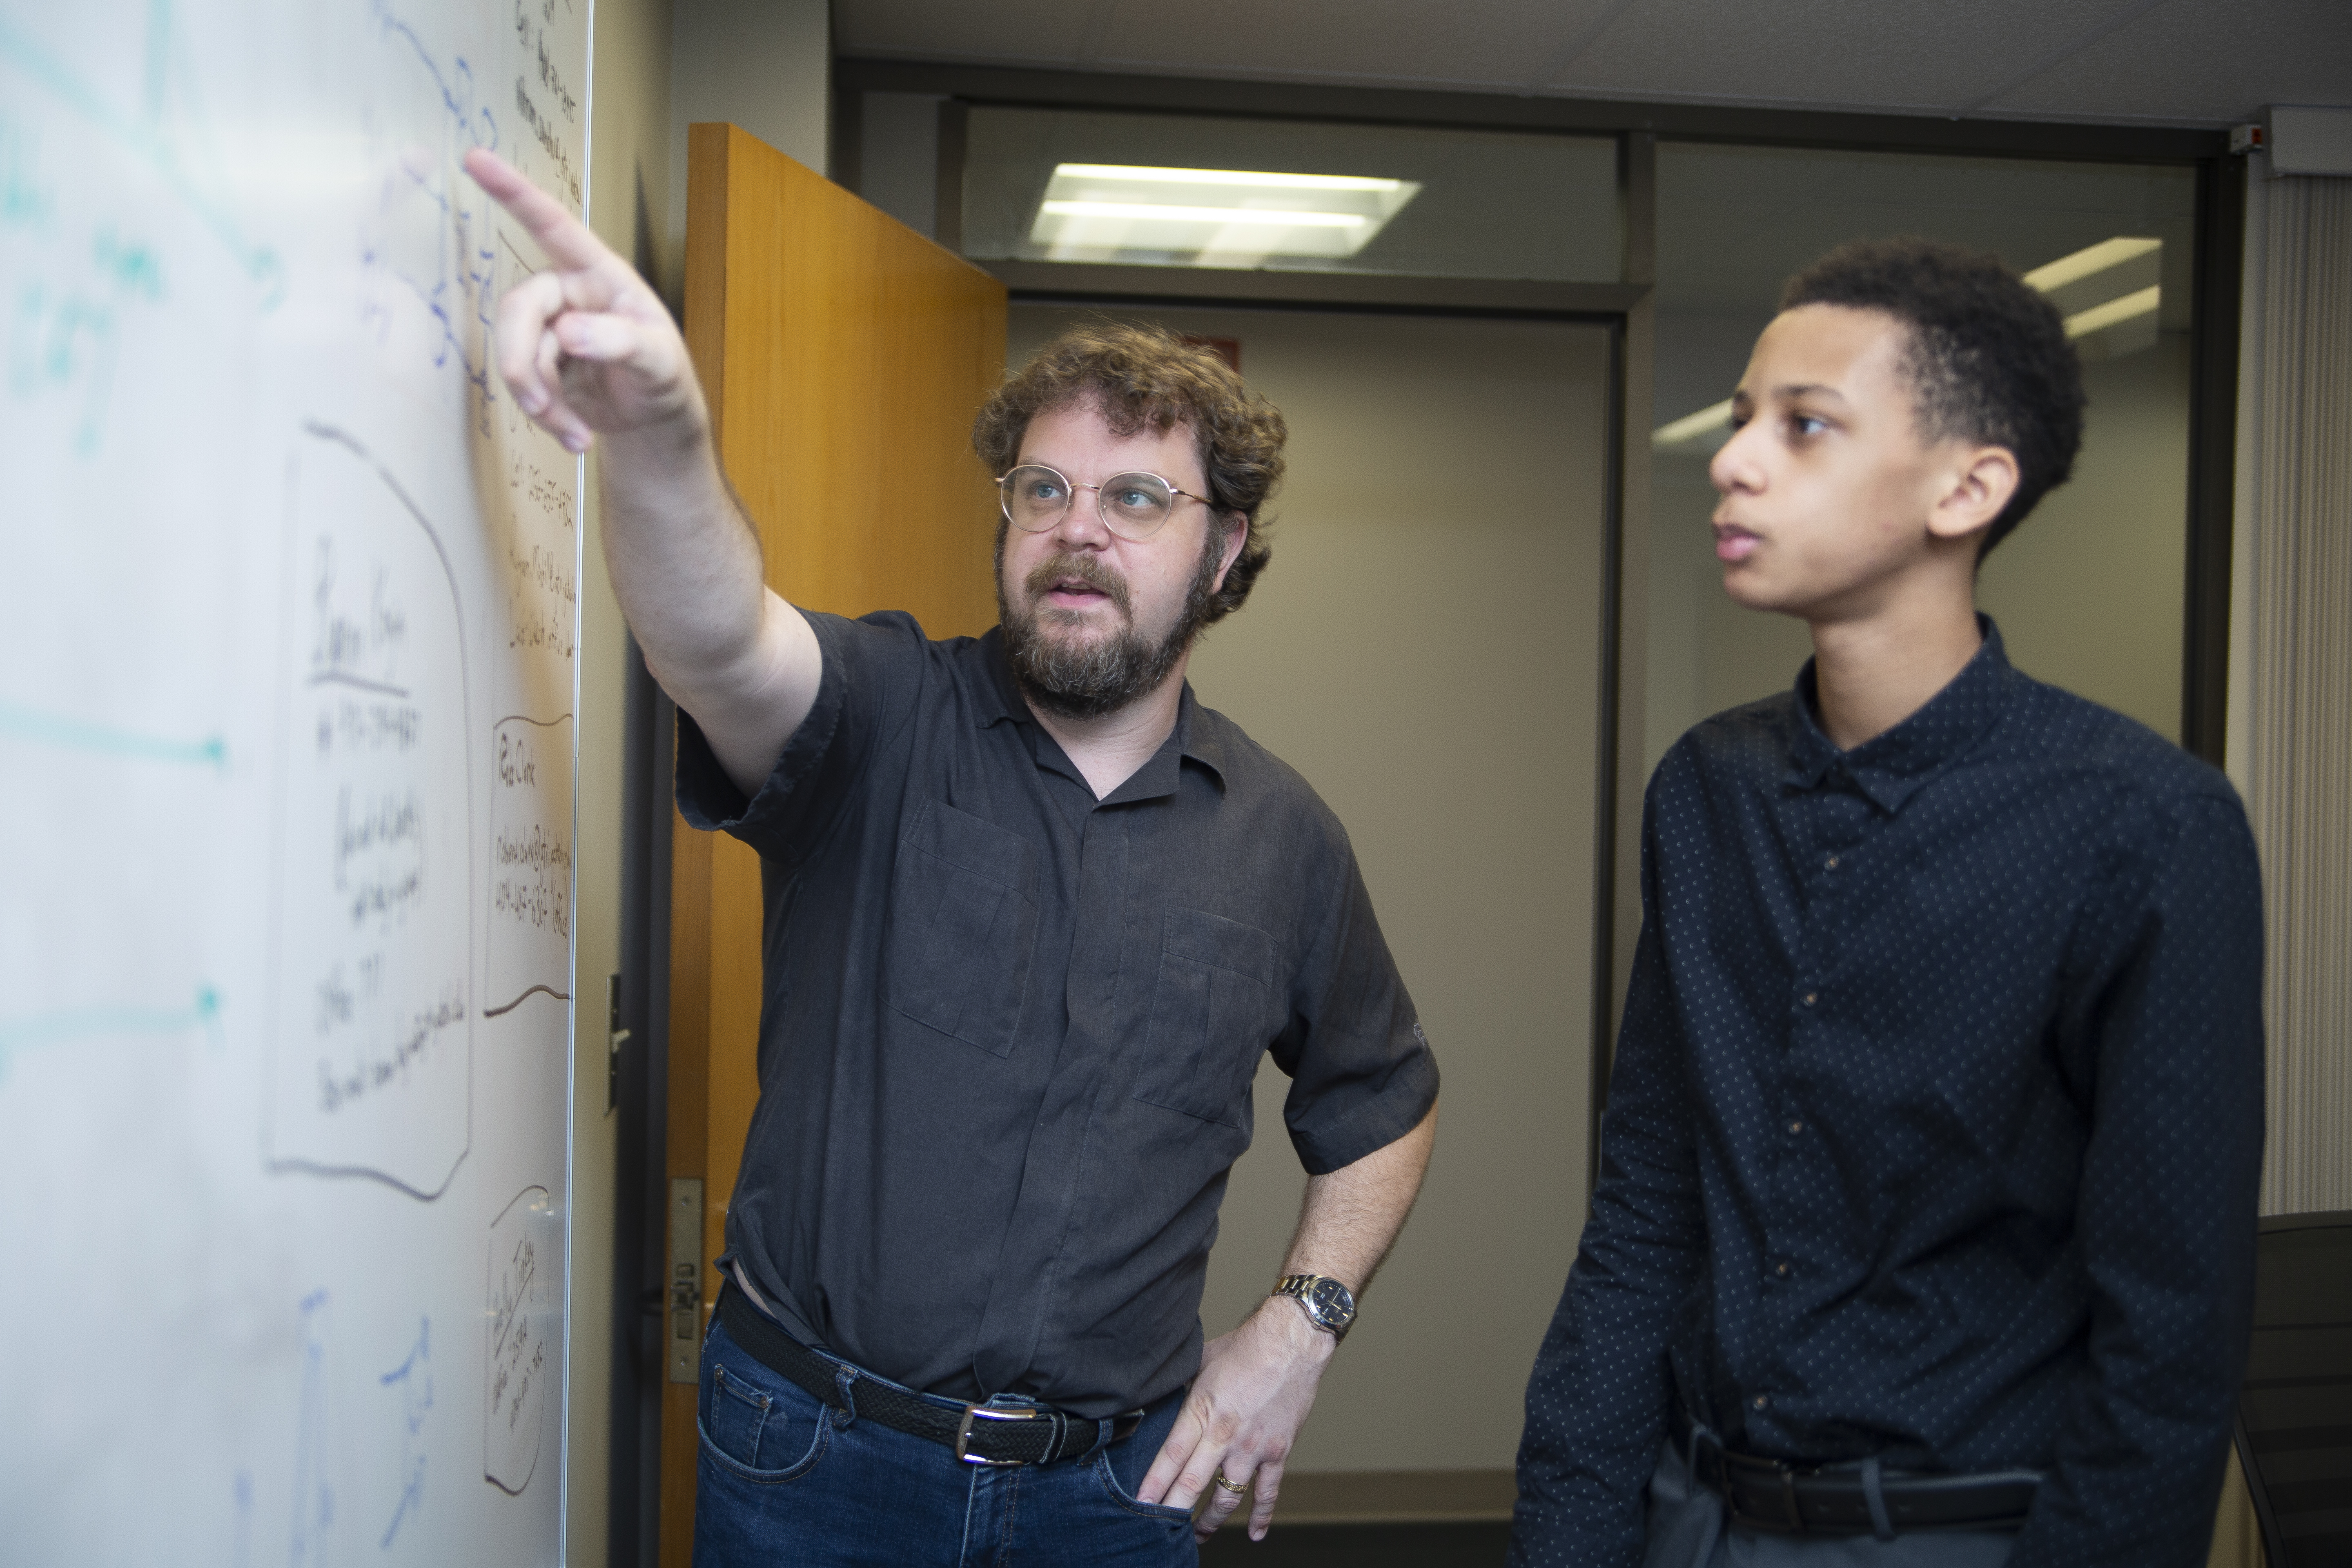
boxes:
[1272,1273,1355,1341]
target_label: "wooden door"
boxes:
[661,121,1007,1564]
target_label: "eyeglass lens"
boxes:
[1001,466,1176,540]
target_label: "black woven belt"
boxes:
[716,1284,1148,1466]
[1674,1407,2040,1536]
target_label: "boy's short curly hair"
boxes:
[973,321,1286,623]
[1780,236,2086,556]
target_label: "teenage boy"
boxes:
[1511,238,2264,1568]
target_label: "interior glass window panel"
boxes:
[963,106,1620,283]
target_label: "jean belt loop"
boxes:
[1096,1415,1114,1457]
[832,1365,859,1428]
[1860,1456,1896,1541]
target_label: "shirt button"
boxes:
[1802,992,1819,1007]
[1824,855,1840,870]
[1787,1119,1805,1135]
[1752,1394,1770,1411]
[1775,1261,1791,1277]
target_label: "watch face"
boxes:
[1307,1278,1354,1321]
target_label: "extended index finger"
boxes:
[463,147,617,278]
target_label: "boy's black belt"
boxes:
[1675,1407,2041,1536]
[715,1283,1149,1466]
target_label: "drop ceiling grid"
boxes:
[1542,0,2148,113]
[836,0,2352,126]
[1982,0,2352,122]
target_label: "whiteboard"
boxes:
[0,0,589,1561]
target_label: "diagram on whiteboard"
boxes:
[269,426,475,1199]
[484,1184,555,1494]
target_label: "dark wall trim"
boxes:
[982,259,1645,316]
[935,99,969,254]
[830,85,860,189]
[837,57,2229,163]
[606,637,672,1568]
[1591,132,1656,1204]
[1588,312,1631,1210]
[2181,152,2245,767]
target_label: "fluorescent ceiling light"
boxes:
[2063,284,2160,339]
[1653,399,1736,447]
[1041,200,1368,228]
[1030,162,1420,265]
[2022,236,2160,293]
[1654,235,2166,447]
[1054,163,1404,192]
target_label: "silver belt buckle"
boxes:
[955,1403,1042,1466]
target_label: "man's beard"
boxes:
[997,527,1225,721]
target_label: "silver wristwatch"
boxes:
[1272,1274,1356,1342]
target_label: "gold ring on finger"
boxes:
[1212,1469,1248,1494]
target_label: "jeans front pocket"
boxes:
[881,800,1040,1057]
[698,1355,829,1483]
[1092,1448,1198,1527]
[1131,906,1279,1127]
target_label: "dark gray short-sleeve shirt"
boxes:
[675,610,1439,1417]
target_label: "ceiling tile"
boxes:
[1550,0,2156,114]
[1087,0,1622,91]
[835,0,1099,67]
[1984,0,2352,123]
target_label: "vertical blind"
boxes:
[2243,173,2352,1216]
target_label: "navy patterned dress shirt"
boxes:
[1512,621,2265,1568]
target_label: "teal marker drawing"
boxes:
[0,702,227,768]
[0,985,223,1077]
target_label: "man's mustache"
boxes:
[1024,552,1132,617]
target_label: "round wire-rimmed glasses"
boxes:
[996,464,1213,542]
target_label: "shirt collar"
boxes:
[1784,615,2014,813]
[976,628,1227,800]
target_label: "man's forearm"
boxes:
[597,421,766,693]
[595,420,821,797]
[1280,1102,1437,1292]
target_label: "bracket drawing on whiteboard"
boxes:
[266,423,472,1202]
[485,1184,554,1495]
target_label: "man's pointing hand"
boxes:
[463,147,702,454]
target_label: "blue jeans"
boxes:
[694,1316,1198,1567]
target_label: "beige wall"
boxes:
[1644,334,2194,774]
[566,0,675,1562]
[1008,304,1614,1472]
[663,0,829,294]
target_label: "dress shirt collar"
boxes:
[1784,615,2015,813]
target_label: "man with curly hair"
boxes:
[468,149,1437,1566]
[1512,237,2263,1567]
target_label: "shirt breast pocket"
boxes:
[1131,906,1279,1127]
[881,800,1040,1058]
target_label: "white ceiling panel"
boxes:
[1548,0,2149,114]
[1984,0,2352,123]
[836,0,1097,66]
[1086,0,1619,92]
